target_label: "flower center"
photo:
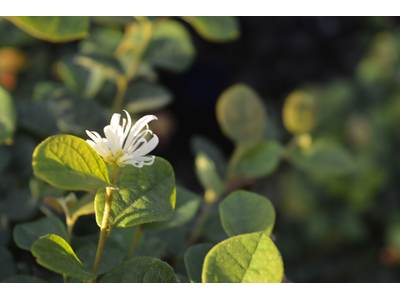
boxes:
[103,149,126,166]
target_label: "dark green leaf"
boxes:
[69,192,95,220]
[145,19,195,72]
[31,234,96,280]
[184,243,213,283]
[0,188,38,222]
[95,157,176,228]
[219,190,276,237]
[202,232,284,283]
[2,275,46,283]
[76,245,125,275]
[216,84,267,146]
[32,134,111,191]
[289,140,355,176]
[203,210,229,244]
[99,256,178,283]
[183,16,240,42]
[13,216,68,251]
[144,186,201,231]
[78,25,124,57]
[29,177,66,201]
[0,85,16,144]
[123,81,173,114]
[4,17,89,43]
[236,141,283,178]
[0,247,16,282]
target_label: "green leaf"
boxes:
[99,256,178,283]
[29,177,66,201]
[4,17,89,43]
[123,81,173,114]
[202,232,284,283]
[0,188,38,222]
[32,134,111,191]
[219,190,276,237]
[282,90,317,134]
[95,157,176,228]
[203,210,229,244]
[191,135,227,179]
[0,247,16,282]
[78,25,124,57]
[195,152,225,195]
[183,16,240,42]
[289,140,355,176]
[216,84,267,146]
[144,186,201,231]
[236,141,283,178]
[13,216,68,251]
[0,85,16,144]
[31,234,96,280]
[145,19,195,73]
[184,243,213,283]
[2,275,46,283]
[76,245,125,275]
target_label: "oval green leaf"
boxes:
[220,190,276,237]
[123,81,173,114]
[13,216,68,251]
[144,186,201,231]
[31,234,96,280]
[216,84,267,146]
[32,134,111,190]
[76,245,125,275]
[99,256,178,283]
[145,19,195,73]
[183,16,240,42]
[95,157,176,228]
[236,141,283,178]
[202,232,284,283]
[0,85,16,144]
[289,140,355,176]
[184,243,214,283]
[4,17,89,43]
[0,247,16,282]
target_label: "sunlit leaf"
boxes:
[95,157,176,228]
[31,234,95,280]
[195,152,225,195]
[219,190,276,237]
[282,90,317,134]
[32,134,111,190]
[202,232,284,283]
[216,83,266,146]
[99,256,178,283]
[4,17,89,43]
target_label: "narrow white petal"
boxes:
[130,135,158,158]
[102,138,116,155]
[86,140,95,146]
[86,130,101,143]
[104,126,120,154]
[92,143,110,157]
[122,110,132,141]
[124,129,150,152]
[110,113,121,128]
[124,115,157,150]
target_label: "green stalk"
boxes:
[90,166,119,282]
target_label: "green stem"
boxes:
[90,166,119,283]
[111,76,127,113]
[125,16,153,81]
[128,224,143,258]
[63,274,67,283]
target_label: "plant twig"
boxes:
[90,166,119,282]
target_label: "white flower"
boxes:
[86,110,159,168]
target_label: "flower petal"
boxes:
[124,115,157,151]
